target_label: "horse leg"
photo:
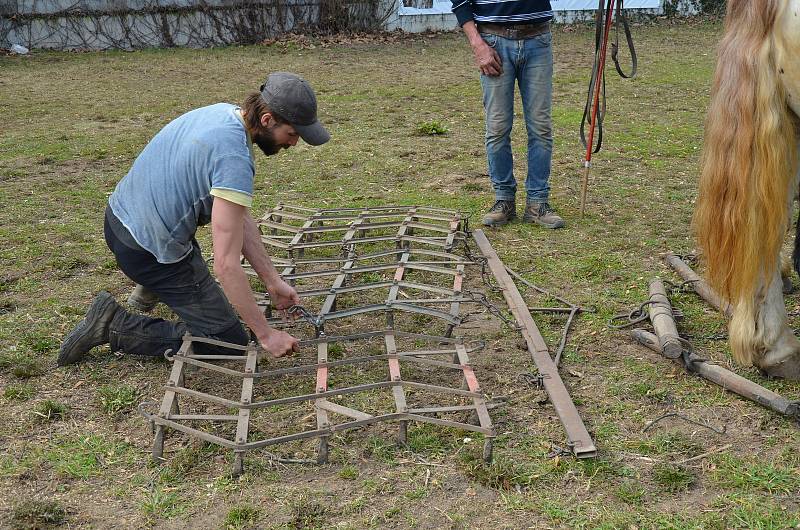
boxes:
[732,160,800,380]
[793,208,800,285]
[747,266,800,380]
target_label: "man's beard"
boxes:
[253,125,288,156]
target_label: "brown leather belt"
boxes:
[477,21,551,40]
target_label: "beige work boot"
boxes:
[127,284,159,313]
[482,200,516,227]
[523,201,565,229]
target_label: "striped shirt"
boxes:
[451,0,553,27]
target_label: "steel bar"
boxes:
[173,350,468,381]
[260,248,472,266]
[273,302,461,326]
[151,337,192,460]
[472,229,597,458]
[665,252,732,317]
[181,335,252,351]
[505,265,578,310]
[553,306,580,367]
[410,405,482,414]
[455,343,494,437]
[316,399,373,421]
[261,262,463,282]
[631,329,799,420]
[444,217,461,251]
[233,346,258,474]
[169,414,240,421]
[168,381,395,409]
[262,234,460,251]
[295,329,479,347]
[315,341,330,463]
[255,281,458,301]
[648,279,683,359]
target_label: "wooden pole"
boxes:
[648,279,683,359]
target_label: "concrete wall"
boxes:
[0,1,350,49]
[2,0,701,50]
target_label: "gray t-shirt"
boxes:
[109,103,255,264]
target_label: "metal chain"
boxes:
[460,236,502,293]
[676,253,698,266]
[517,371,545,389]
[608,299,656,329]
[663,279,700,296]
[461,290,521,330]
[288,304,324,334]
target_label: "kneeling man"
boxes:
[58,72,329,364]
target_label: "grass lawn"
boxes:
[1,19,799,529]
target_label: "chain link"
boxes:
[608,299,656,329]
[461,290,521,330]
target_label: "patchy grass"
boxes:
[11,499,68,529]
[32,399,68,422]
[42,434,135,479]
[338,464,359,480]
[140,486,187,521]
[3,382,35,401]
[96,384,139,415]
[0,352,45,379]
[415,120,449,136]
[653,463,696,493]
[712,454,800,494]
[0,19,798,528]
[223,504,261,529]
[288,493,327,529]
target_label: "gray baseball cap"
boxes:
[259,72,330,146]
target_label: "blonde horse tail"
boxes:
[694,0,798,366]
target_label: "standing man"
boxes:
[452,0,564,229]
[58,72,329,365]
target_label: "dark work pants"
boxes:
[103,207,249,357]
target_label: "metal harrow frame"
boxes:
[142,205,498,473]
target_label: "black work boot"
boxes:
[127,284,159,312]
[482,200,516,227]
[523,201,565,229]
[57,291,121,366]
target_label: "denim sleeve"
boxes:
[450,0,473,27]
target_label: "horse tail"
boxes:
[694,0,798,366]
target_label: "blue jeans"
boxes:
[480,31,553,203]
[103,207,249,357]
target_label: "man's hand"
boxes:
[267,278,301,319]
[259,328,299,358]
[472,39,503,76]
[462,20,503,77]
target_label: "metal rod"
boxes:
[472,229,597,458]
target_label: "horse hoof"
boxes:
[783,275,794,294]
[760,357,800,380]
